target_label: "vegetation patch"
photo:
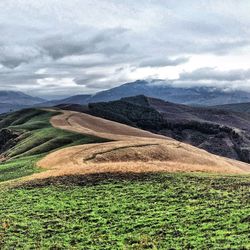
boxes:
[0,173,249,249]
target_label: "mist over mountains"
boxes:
[2,79,250,114]
[38,80,250,107]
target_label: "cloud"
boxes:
[180,68,250,81]
[40,28,129,60]
[0,45,42,68]
[139,57,189,67]
[1,1,250,97]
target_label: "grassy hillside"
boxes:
[0,109,107,182]
[0,173,249,249]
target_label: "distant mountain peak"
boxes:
[0,90,45,105]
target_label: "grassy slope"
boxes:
[0,173,249,249]
[0,109,106,182]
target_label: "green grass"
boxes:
[0,109,107,182]
[0,155,42,182]
[0,173,249,249]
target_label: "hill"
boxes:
[39,94,91,107]
[0,108,106,182]
[1,107,249,185]
[74,95,250,163]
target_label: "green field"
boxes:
[0,173,249,249]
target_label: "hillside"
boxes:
[213,102,250,113]
[0,108,106,182]
[77,95,250,163]
[31,109,249,182]
[0,103,29,114]
[1,107,249,185]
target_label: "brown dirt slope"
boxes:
[16,109,249,183]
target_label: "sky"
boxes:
[1,0,250,99]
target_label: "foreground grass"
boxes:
[0,173,249,249]
[0,109,107,182]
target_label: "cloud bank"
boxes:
[0,0,250,98]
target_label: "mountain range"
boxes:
[2,80,250,114]
[41,80,250,107]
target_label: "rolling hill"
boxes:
[71,95,250,163]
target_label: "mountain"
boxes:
[69,95,250,163]
[3,80,250,114]
[0,91,45,114]
[44,80,250,107]
[212,102,250,113]
[0,91,45,105]
[89,80,250,106]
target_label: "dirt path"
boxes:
[20,110,250,183]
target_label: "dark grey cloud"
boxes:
[74,73,109,86]
[40,28,129,60]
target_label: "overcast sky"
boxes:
[1,0,250,99]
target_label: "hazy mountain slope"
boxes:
[0,103,29,114]
[39,94,91,107]
[37,80,250,108]
[80,95,250,163]
[212,102,250,113]
[0,91,45,114]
